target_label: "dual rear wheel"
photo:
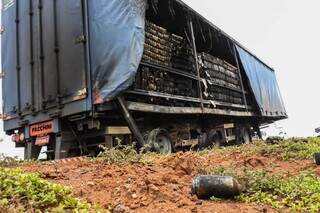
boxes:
[143,128,173,154]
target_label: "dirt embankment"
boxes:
[22,151,319,213]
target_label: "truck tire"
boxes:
[145,128,173,154]
[315,153,320,165]
[198,133,208,149]
[236,127,251,145]
[242,129,251,144]
[208,130,223,148]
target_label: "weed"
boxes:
[208,137,320,161]
[198,165,239,178]
[279,138,320,160]
[97,143,142,164]
[0,168,105,212]
[200,165,320,212]
[0,154,20,168]
[239,171,320,212]
[96,143,159,165]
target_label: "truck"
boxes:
[1,0,287,160]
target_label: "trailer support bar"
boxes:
[188,17,204,112]
[116,96,145,147]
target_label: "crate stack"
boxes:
[135,21,245,106]
[143,22,172,66]
[142,21,195,71]
[170,34,195,73]
[136,21,196,98]
[135,66,197,98]
[199,53,244,105]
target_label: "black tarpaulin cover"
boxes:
[88,0,147,104]
[236,46,287,117]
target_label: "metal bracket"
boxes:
[0,114,5,120]
[0,71,6,78]
[75,35,86,44]
[116,96,145,147]
[0,26,5,34]
[49,110,62,118]
[19,120,29,127]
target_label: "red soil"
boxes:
[22,151,319,213]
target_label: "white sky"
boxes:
[1,0,320,156]
[183,0,320,137]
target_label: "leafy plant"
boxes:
[0,154,20,168]
[206,137,320,161]
[239,171,320,212]
[200,165,320,212]
[96,143,159,165]
[198,165,239,178]
[97,143,143,165]
[0,168,104,212]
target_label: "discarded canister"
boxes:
[192,175,242,199]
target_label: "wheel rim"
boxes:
[212,134,222,147]
[154,134,172,154]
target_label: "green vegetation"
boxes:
[198,137,320,212]
[0,168,103,212]
[0,154,20,167]
[201,166,320,212]
[239,171,320,212]
[198,137,320,161]
[1,137,320,212]
[97,143,142,164]
[249,137,320,160]
[97,143,159,165]
[276,137,320,160]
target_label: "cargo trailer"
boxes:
[1,0,287,160]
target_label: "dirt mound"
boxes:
[24,161,272,213]
[21,148,319,212]
[158,152,206,175]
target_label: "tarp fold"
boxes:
[88,0,147,103]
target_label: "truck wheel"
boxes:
[236,127,251,145]
[208,130,223,148]
[145,129,173,154]
[315,153,320,165]
[242,130,251,144]
[198,133,208,149]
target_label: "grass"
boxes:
[0,167,106,213]
[0,154,21,168]
[200,166,320,212]
[197,137,320,212]
[239,171,320,212]
[197,137,320,161]
[96,143,161,165]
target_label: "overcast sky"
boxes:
[1,0,320,157]
[183,0,320,137]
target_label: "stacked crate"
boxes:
[170,34,195,73]
[143,21,194,71]
[199,53,243,105]
[136,21,196,98]
[135,21,245,106]
[143,22,172,66]
[135,66,197,98]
